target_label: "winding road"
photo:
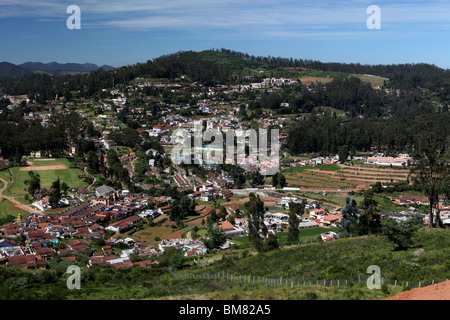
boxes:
[0,177,40,214]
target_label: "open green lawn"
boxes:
[25,158,67,167]
[0,159,87,215]
[276,227,340,246]
[0,197,27,220]
[350,73,387,87]
[0,159,87,198]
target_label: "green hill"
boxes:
[194,50,267,71]
[2,228,447,300]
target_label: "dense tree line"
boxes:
[0,51,231,98]
[0,112,94,163]
[217,48,450,92]
[286,102,449,156]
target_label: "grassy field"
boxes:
[0,159,87,219]
[134,225,180,246]
[0,158,87,198]
[0,197,27,220]
[350,73,388,87]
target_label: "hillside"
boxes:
[0,61,114,77]
[162,228,450,300]
[1,227,447,300]
[19,61,115,73]
[0,62,29,77]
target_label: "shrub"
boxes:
[381,214,423,250]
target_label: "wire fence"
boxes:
[172,270,448,290]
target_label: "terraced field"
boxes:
[283,163,410,191]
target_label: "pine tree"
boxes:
[245,193,267,252]
[340,197,358,235]
[356,190,382,235]
[288,201,304,243]
[408,120,449,228]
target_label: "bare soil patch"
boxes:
[164,230,185,240]
[20,165,67,171]
[300,77,334,85]
[384,280,450,300]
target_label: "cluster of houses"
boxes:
[0,186,178,269]
[286,153,412,168]
[288,157,338,168]
[188,181,233,202]
[390,195,430,206]
[158,238,208,257]
[389,195,450,227]
[366,154,412,166]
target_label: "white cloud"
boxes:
[1,0,449,37]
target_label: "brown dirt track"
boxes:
[300,77,334,85]
[19,165,67,171]
[384,280,450,300]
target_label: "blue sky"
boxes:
[1,0,450,69]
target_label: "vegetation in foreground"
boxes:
[0,228,448,300]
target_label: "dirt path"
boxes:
[384,280,450,300]
[84,167,96,190]
[0,177,40,214]
[0,177,8,198]
[19,165,67,171]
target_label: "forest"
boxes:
[217,48,450,91]
[284,94,449,156]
